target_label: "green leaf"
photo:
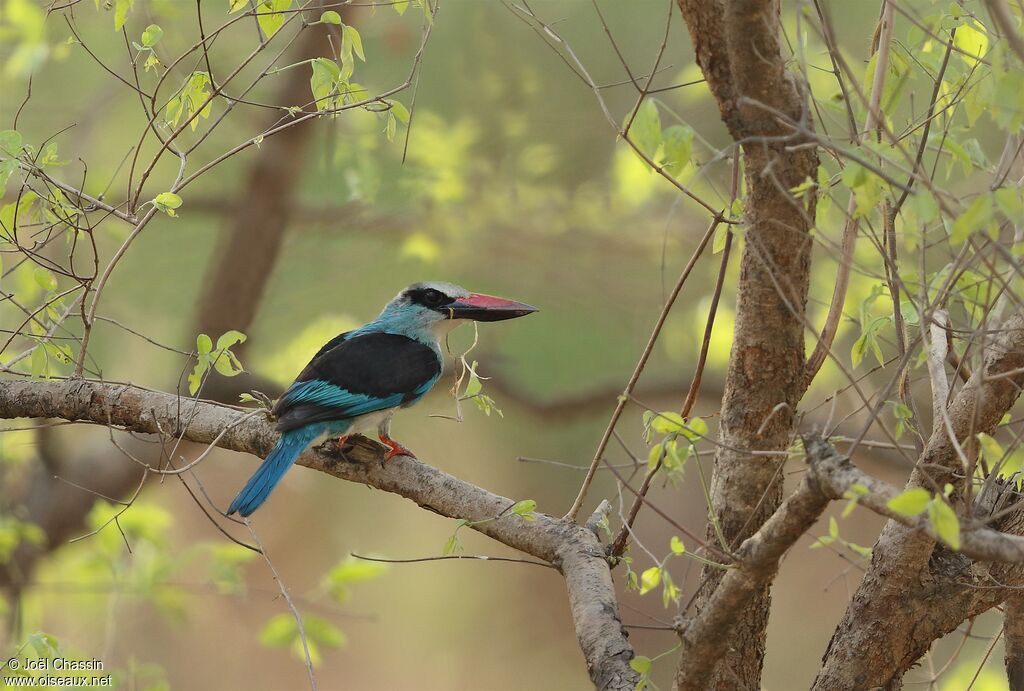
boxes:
[152,191,182,217]
[928,498,961,550]
[390,101,410,125]
[141,24,163,47]
[712,224,729,254]
[0,130,23,156]
[810,535,835,549]
[848,543,873,559]
[887,487,931,517]
[0,159,16,191]
[216,329,247,351]
[323,557,388,603]
[213,349,244,377]
[995,188,1024,227]
[256,0,292,38]
[239,393,258,403]
[393,0,408,15]
[661,569,680,608]
[385,113,397,142]
[114,0,134,31]
[344,25,365,61]
[953,19,988,67]
[260,614,299,647]
[442,532,462,556]
[661,124,694,176]
[648,411,685,435]
[310,58,341,111]
[976,432,1005,466]
[629,656,652,675]
[196,333,213,355]
[841,482,869,518]
[828,516,839,539]
[228,0,248,12]
[319,10,342,24]
[670,536,686,555]
[638,566,661,595]
[39,143,68,167]
[628,100,661,159]
[30,346,47,379]
[26,632,60,658]
[647,443,663,470]
[463,369,482,398]
[951,194,994,245]
[681,416,708,441]
[510,499,537,518]
[33,268,57,292]
[304,615,346,649]
[851,332,870,368]
[165,72,213,131]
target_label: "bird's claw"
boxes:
[380,435,416,462]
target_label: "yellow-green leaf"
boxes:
[630,656,651,675]
[114,0,134,30]
[320,10,342,24]
[950,194,994,245]
[141,24,163,47]
[886,487,931,517]
[638,566,661,595]
[256,0,291,38]
[928,498,961,550]
[152,191,182,216]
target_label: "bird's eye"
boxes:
[423,289,444,306]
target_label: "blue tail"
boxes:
[227,427,321,517]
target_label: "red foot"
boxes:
[380,434,416,461]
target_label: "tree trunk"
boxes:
[674,1,818,687]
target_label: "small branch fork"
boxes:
[0,378,639,691]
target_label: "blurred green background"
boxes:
[0,0,1012,689]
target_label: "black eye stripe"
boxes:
[407,288,454,308]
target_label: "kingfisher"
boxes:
[226,281,537,517]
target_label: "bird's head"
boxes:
[377,281,537,336]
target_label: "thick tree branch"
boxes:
[0,377,637,690]
[674,435,836,690]
[1006,595,1024,691]
[815,307,1024,689]
[675,426,1024,690]
[674,0,819,686]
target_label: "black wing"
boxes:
[273,331,442,432]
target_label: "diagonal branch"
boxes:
[0,377,638,691]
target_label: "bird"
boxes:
[226,281,537,517]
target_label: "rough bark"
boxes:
[674,436,835,689]
[674,1,818,687]
[814,309,1024,689]
[1007,595,1024,691]
[0,377,638,690]
[676,426,1024,689]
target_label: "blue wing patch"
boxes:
[282,380,406,417]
